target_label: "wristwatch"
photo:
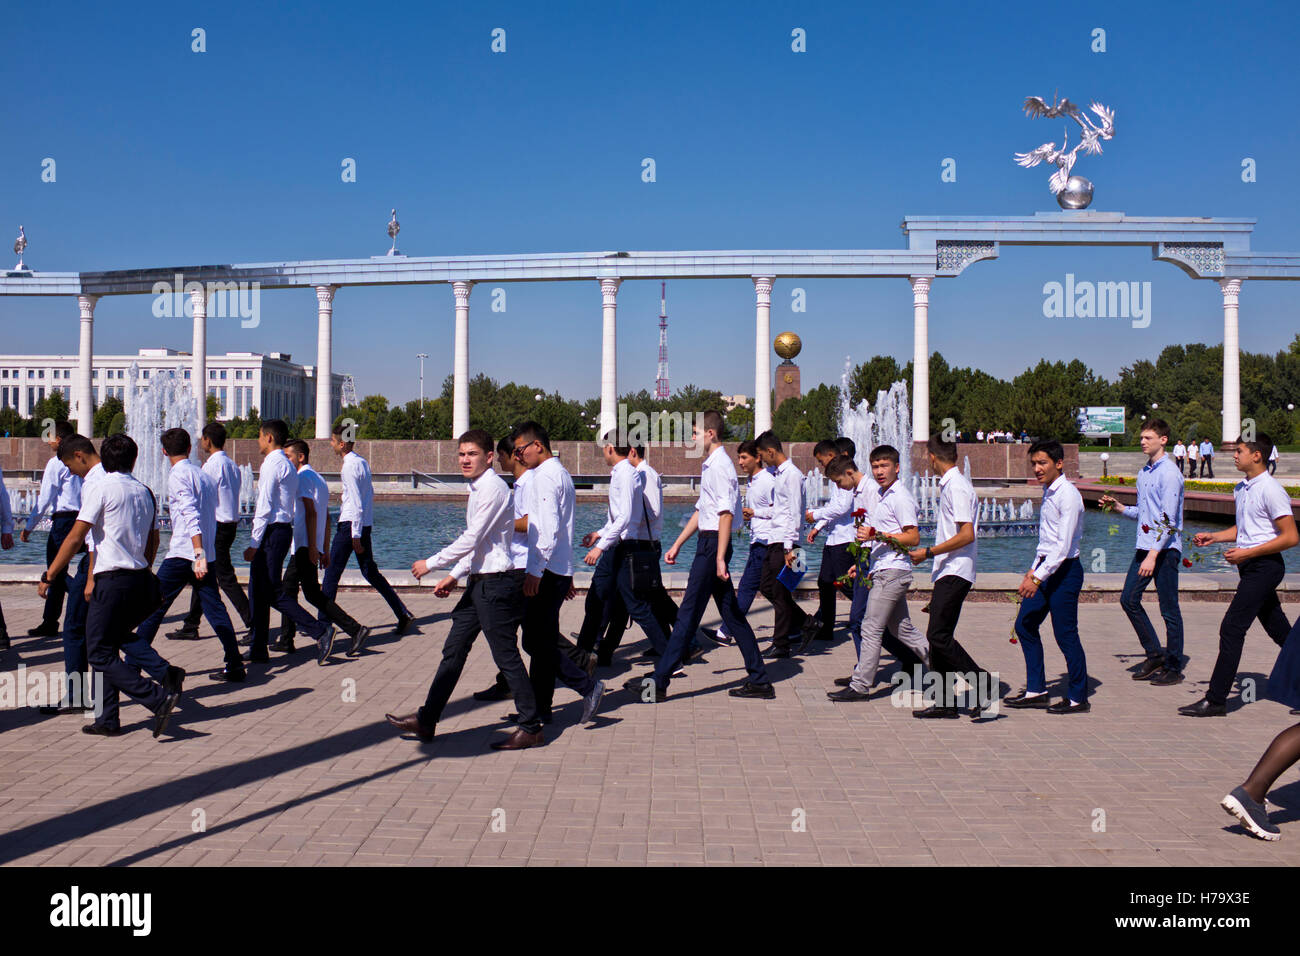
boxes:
[1030,574,1042,587]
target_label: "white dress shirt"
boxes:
[203,449,243,524]
[637,460,665,542]
[744,467,777,543]
[509,468,532,571]
[867,480,919,573]
[250,448,298,548]
[80,462,106,553]
[1234,471,1294,548]
[293,465,330,553]
[31,456,82,522]
[696,446,738,532]
[1173,442,1186,459]
[0,467,13,536]
[813,483,855,547]
[526,456,575,577]
[339,450,375,537]
[1033,474,1084,579]
[932,466,978,584]
[765,459,805,548]
[428,468,515,580]
[165,458,218,563]
[596,458,648,549]
[78,471,156,574]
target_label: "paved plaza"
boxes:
[1,584,1299,867]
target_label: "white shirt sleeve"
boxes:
[527,469,559,577]
[812,487,850,531]
[1036,491,1082,580]
[30,459,59,524]
[0,470,12,535]
[170,469,202,545]
[340,456,363,536]
[597,466,633,551]
[250,459,274,547]
[430,481,508,581]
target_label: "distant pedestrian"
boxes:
[1186,439,1199,478]
[1200,438,1215,478]
[1269,444,1279,476]
[1173,440,1186,474]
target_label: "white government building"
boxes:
[0,348,346,424]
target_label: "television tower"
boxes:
[655,281,670,400]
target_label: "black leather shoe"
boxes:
[913,705,960,719]
[28,622,59,637]
[1179,698,1226,717]
[827,687,871,702]
[795,617,822,655]
[163,665,186,696]
[0,635,10,652]
[268,637,296,653]
[1046,699,1090,714]
[623,676,667,702]
[1132,657,1164,681]
[152,692,180,737]
[166,628,201,641]
[82,723,121,737]
[472,682,512,702]
[1149,667,1184,685]
[1004,690,1051,709]
[238,630,254,646]
[386,712,434,742]
[762,646,791,660]
[834,676,853,687]
[729,681,775,699]
[347,626,371,657]
[209,667,246,682]
[316,625,337,665]
[394,614,415,636]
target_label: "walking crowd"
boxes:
[1,411,1298,842]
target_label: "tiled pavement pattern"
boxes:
[1,583,1298,866]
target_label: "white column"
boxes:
[315,285,335,438]
[910,276,932,443]
[599,278,621,438]
[75,295,97,436]
[452,281,473,437]
[190,286,208,424]
[1220,278,1243,445]
[753,276,774,435]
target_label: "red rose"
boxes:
[1183,558,1193,568]
[1141,524,1150,533]
[852,509,867,518]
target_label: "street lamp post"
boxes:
[417,353,428,437]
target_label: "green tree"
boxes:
[93,396,124,437]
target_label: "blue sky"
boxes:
[3,0,1299,404]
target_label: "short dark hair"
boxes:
[100,433,138,473]
[510,420,552,453]
[825,455,856,479]
[598,430,631,457]
[834,436,856,459]
[1237,433,1274,464]
[496,435,515,457]
[631,444,646,459]
[926,435,957,464]
[284,438,310,462]
[160,427,191,457]
[458,429,494,454]
[700,410,724,440]
[869,444,900,465]
[57,434,95,462]
[813,439,839,458]
[331,421,355,445]
[1142,418,1170,440]
[50,420,75,441]
[261,419,289,447]
[202,421,228,449]
[1028,439,1065,464]
[755,430,782,454]
[737,439,759,457]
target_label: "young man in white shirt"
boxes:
[0,463,12,651]
[1186,438,1199,478]
[803,437,857,650]
[278,440,370,658]
[1099,418,1186,685]
[40,434,181,737]
[908,436,992,718]
[510,422,604,727]
[1007,441,1088,714]
[1180,433,1297,717]
[131,428,244,683]
[624,411,774,701]
[172,421,252,640]
[1172,440,1186,475]
[23,420,82,637]
[754,431,810,659]
[243,420,337,665]
[323,424,415,635]
[828,444,930,702]
[387,429,543,750]
[1268,444,1279,476]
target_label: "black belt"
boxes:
[468,568,525,584]
[699,530,719,538]
[53,510,78,518]
[95,567,150,580]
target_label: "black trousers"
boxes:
[926,574,987,706]
[86,569,168,729]
[761,542,808,650]
[522,570,596,719]
[250,523,326,652]
[418,569,539,733]
[183,521,251,631]
[41,511,79,627]
[282,547,362,640]
[1200,457,1214,478]
[1208,554,1291,706]
[815,543,853,641]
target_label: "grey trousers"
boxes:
[850,567,930,692]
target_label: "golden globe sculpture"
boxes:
[774,332,802,361]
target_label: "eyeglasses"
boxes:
[512,440,537,458]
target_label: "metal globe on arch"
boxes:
[774,332,802,361]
